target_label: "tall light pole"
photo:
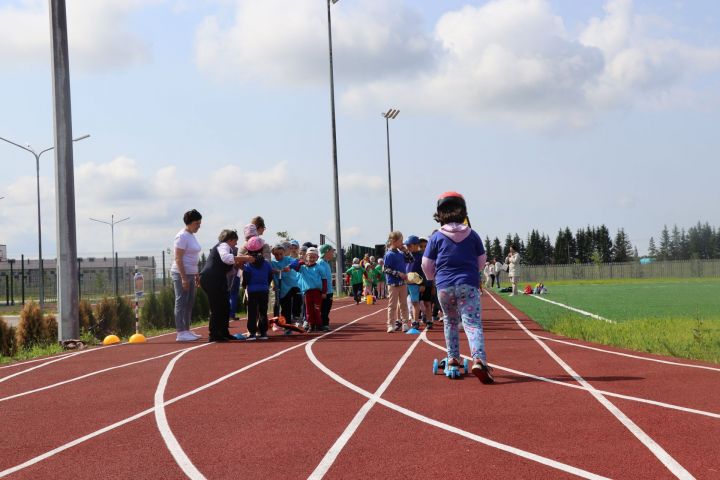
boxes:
[382,108,399,232]
[327,0,344,294]
[90,215,130,296]
[0,134,90,307]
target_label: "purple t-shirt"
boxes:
[423,230,485,289]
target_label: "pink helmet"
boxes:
[246,236,265,252]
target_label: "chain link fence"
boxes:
[516,259,720,283]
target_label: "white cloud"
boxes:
[194,0,433,86]
[0,0,161,72]
[339,173,384,192]
[340,0,720,129]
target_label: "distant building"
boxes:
[0,245,6,262]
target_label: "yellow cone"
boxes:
[128,333,146,344]
[103,334,121,345]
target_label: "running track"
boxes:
[1,293,718,479]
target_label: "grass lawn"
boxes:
[500,278,720,364]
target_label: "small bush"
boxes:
[0,317,18,357]
[140,291,163,330]
[95,297,118,339]
[45,314,58,343]
[79,300,96,334]
[115,296,136,336]
[192,287,210,322]
[158,285,176,328]
[15,302,49,349]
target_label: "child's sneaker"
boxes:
[245,333,256,341]
[394,320,402,332]
[472,359,495,384]
[411,321,420,330]
[401,322,409,333]
[424,321,433,330]
[258,335,269,340]
[303,321,311,332]
[387,325,394,333]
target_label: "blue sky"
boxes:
[1,0,719,260]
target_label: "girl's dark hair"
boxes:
[433,205,468,226]
[183,209,202,225]
[251,216,265,229]
[218,229,238,243]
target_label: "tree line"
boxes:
[482,222,720,266]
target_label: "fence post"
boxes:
[21,254,25,305]
[162,250,166,288]
[9,259,15,306]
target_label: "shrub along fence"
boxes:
[517,259,720,283]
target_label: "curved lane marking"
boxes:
[0,346,198,403]
[0,303,373,479]
[152,307,384,480]
[421,337,720,420]
[486,291,695,480]
[305,332,610,480]
[308,330,425,479]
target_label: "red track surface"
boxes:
[1,294,718,479]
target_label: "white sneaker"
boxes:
[401,322,409,333]
[176,331,198,342]
[509,293,516,297]
[387,325,394,333]
[188,331,201,339]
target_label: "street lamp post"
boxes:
[89,215,130,297]
[0,134,90,307]
[382,109,399,232]
[327,0,344,294]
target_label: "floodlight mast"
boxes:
[382,108,400,231]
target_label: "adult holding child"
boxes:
[171,209,203,342]
[422,192,493,383]
[200,229,253,342]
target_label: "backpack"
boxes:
[523,285,533,295]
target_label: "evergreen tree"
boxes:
[658,225,671,260]
[491,237,503,261]
[594,225,613,263]
[648,237,658,258]
[503,234,512,258]
[554,229,569,264]
[566,227,577,263]
[670,225,682,260]
[612,228,633,263]
[484,236,492,257]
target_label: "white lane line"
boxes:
[306,332,610,480]
[529,295,615,323]
[151,306,383,480]
[421,337,720,420]
[154,343,210,480]
[308,329,425,479]
[0,350,88,384]
[0,303,373,479]
[487,291,695,480]
[0,346,198,403]
[534,335,720,373]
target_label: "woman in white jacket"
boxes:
[505,246,520,296]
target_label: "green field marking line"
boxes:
[534,335,720,373]
[530,294,616,324]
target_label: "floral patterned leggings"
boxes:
[438,284,487,363]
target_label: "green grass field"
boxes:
[501,278,720,364]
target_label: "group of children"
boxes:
[239,234,338,339]
[202,190,494,383]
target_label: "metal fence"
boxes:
[516,259,720,283]
[0,260,165,306]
